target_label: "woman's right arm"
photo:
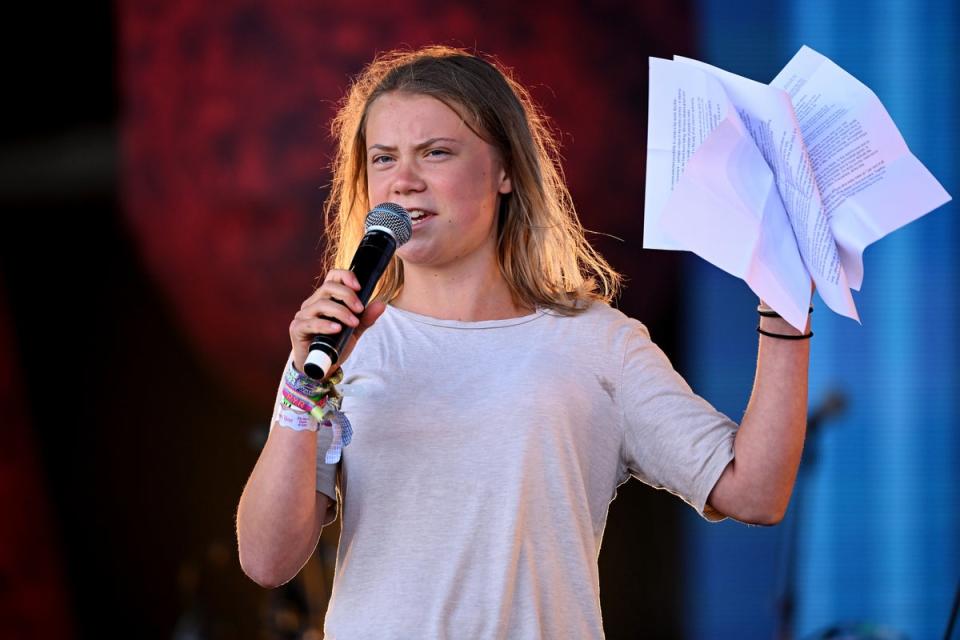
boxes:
[236,269,387,588]
[237,426,329,588]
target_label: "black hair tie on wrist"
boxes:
[757,326,813,340]
[757,304,814,318]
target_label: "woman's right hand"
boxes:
[289,269,387,380]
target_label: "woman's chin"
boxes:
[397,248,441,269]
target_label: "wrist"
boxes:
[275,358,353,463]
[759,313,811,336]
[756,300,813,339]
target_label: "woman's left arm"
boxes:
[705,303,812,525]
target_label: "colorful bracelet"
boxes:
[276,360,352,463]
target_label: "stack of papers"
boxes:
[644,46,951,330]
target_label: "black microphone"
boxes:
[304,202,412,380]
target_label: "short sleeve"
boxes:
[269,352,341,527]
[618,323,738,522]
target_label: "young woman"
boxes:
[237,45,812,638]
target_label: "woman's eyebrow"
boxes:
[367,137,460,152]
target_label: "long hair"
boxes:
[321,45,622,315]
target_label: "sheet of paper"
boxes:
[771,45,952,291]
[644,47,951,330]
[644,57,728,251]
[645,57,814,330]
[673,55,858,324]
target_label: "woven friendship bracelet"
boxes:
[284,368,321,396]
[281,385,330,414]
[275,360,352,463]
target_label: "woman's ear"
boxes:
[498,167,512,194]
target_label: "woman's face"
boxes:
[364,92,512,271]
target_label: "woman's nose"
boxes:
[391,159,426,195]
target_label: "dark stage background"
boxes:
[1,2,703,638]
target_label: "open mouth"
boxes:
[409,209,436,226]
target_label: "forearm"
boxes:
[236,425,323,587]
[729,309,811,523]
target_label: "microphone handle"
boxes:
[304,229,397,380]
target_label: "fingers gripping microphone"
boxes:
[304,203,412,380]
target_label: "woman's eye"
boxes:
[370,155,393,165]
[426,149,449,158]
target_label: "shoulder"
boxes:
[538,301,653,366]
[542,300,649,338]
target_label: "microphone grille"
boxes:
[366,203,413,246]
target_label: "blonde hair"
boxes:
[321,45,622,315]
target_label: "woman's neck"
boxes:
[391,260,533,321]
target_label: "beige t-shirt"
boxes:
[272,301,737,639]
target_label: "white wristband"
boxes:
[276,406,318,432]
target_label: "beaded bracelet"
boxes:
[276,360,352,464]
